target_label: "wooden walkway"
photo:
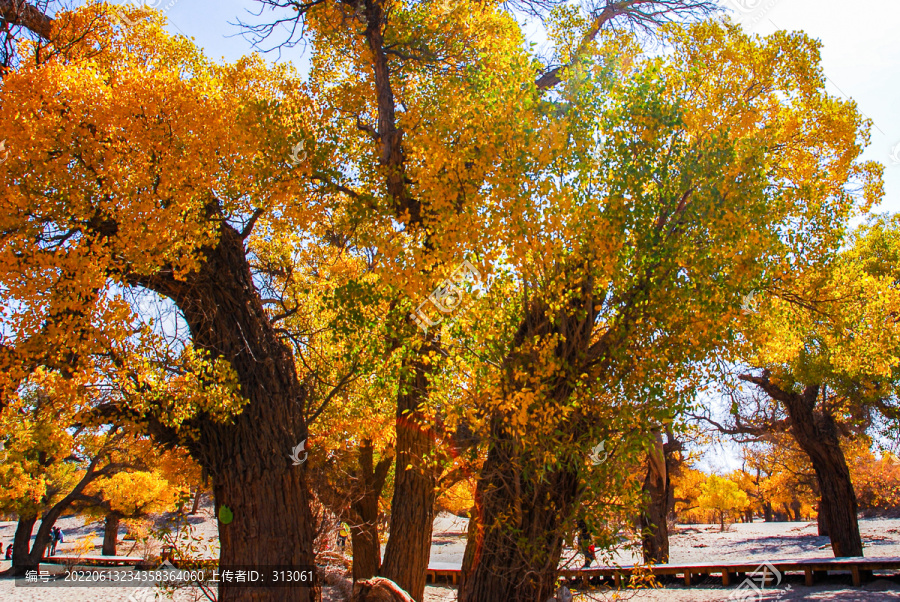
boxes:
[43,554,145,566]
[426,557,900,588]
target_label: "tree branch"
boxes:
[534,0,718,91]
[0,0,53,40]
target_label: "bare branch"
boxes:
[534,0,719,91]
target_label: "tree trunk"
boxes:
[458,432,580,602]
[7,460,106,576]
[790,499,802,522]
[817,499,830,537]
[786,397,862,555]
[745,376,863,557]
[10,515,53,573]
[380,351,437,601]
[350,442,392,582]
[458,507,481,596]
[640,430,669,563]
[136,225,317,601]
[764,502,773,522]
[7,516,38,576]
[190,485,203,515]
[102,513,120,556]
[350,522,380,583]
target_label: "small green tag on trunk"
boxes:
[219,505,234,525]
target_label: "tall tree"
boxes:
[241,1,718,597]
[702,216,900,556]
[457,20,880,600]
[0,5,373,599]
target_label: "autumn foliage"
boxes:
[0,0,897,600]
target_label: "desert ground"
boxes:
[2,510,899,601]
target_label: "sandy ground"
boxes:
[2,514,899,601]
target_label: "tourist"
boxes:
[49,526,62,555]
[338,522,349,550]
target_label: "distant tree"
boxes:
[0,372,142,574]
[698,216,900,556]
[737,437,818,523]
[698,475,749,531]
[672,467,710,524]
[76,443,199,556]
[845,441,900,515]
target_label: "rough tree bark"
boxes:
[380,351,437,601]
[817,499,830,537]
[0,0,54,40]
[135,225,317,601]
[459,429,581,602]
[459,276,609,600]
[640,429,669,563]
[458,507,481,596]
[102,513,120,556]
[10,516,39,573]
[350,442,392,582]
[742,374,863,557]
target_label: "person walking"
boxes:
[5,544,12,560]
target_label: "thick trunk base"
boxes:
[102,514,120,556]
[350,522,381,582]
[9,517,38,576]
[640,435,669,564]
[215,466,318,602]
[459,440,579,602]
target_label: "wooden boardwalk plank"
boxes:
[424,557,900,587]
